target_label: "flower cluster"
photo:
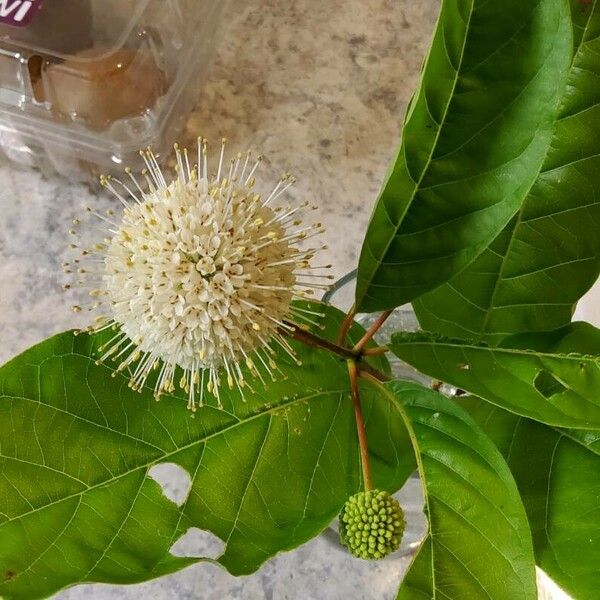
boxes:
[339,489,406,560]
[65,139,329,410]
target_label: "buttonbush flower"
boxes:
[65,139,329,410]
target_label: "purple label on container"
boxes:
[0,0,43,27]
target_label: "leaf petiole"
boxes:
[353,310,393,354]
[337,305,357,345]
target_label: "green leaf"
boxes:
[389,324,600,429]
[462,397,600,600]
[415,0,600,343]
[368,380,537,600]
[396,536,433,600]
[355,0,572,313]
[0,304,413,600]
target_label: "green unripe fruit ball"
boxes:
[339,489,405,560]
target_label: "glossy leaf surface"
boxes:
[356,0,571,312]
[463,397,600,600]
[0,305,413,600]
[415,0,600,342]
[390,324,600,429]
[370,381,537,600]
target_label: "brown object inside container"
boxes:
[28,54,44,101]
[42,47,166,131]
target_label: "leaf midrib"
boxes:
[371,380,532,599]
[477,1,596,338]
[0,388,347,527]
[395,339,600,425]
[356,0,475,308]
[0,392,169,455]
[392,337,600,363]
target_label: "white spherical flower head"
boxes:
[66,140,330,410]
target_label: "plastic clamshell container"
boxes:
[0,0,228,181]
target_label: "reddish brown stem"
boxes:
[347,359,372,491]
[283,322,356,360]
[337,305,357,345]
[282,322,390,382]
[353,310,393,353]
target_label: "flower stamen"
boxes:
[66,140,324,410]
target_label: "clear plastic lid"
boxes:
[0,0,228,181]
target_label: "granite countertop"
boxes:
[0,1,596,599]
[0,0,440,364]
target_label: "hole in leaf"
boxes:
[148,463,192,506]
[534,370,567,399]
[170,527,225,559]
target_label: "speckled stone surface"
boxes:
[0,0,596,598]
[0,0,441,363]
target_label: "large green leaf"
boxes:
[396,536,433,600]
[0,304,413,600]
[415,0,600,343]
[462,397,600,600]
[367,380,537,600]
[458,325,600,598]
[390,323,600,429]
[355,0,572,312]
